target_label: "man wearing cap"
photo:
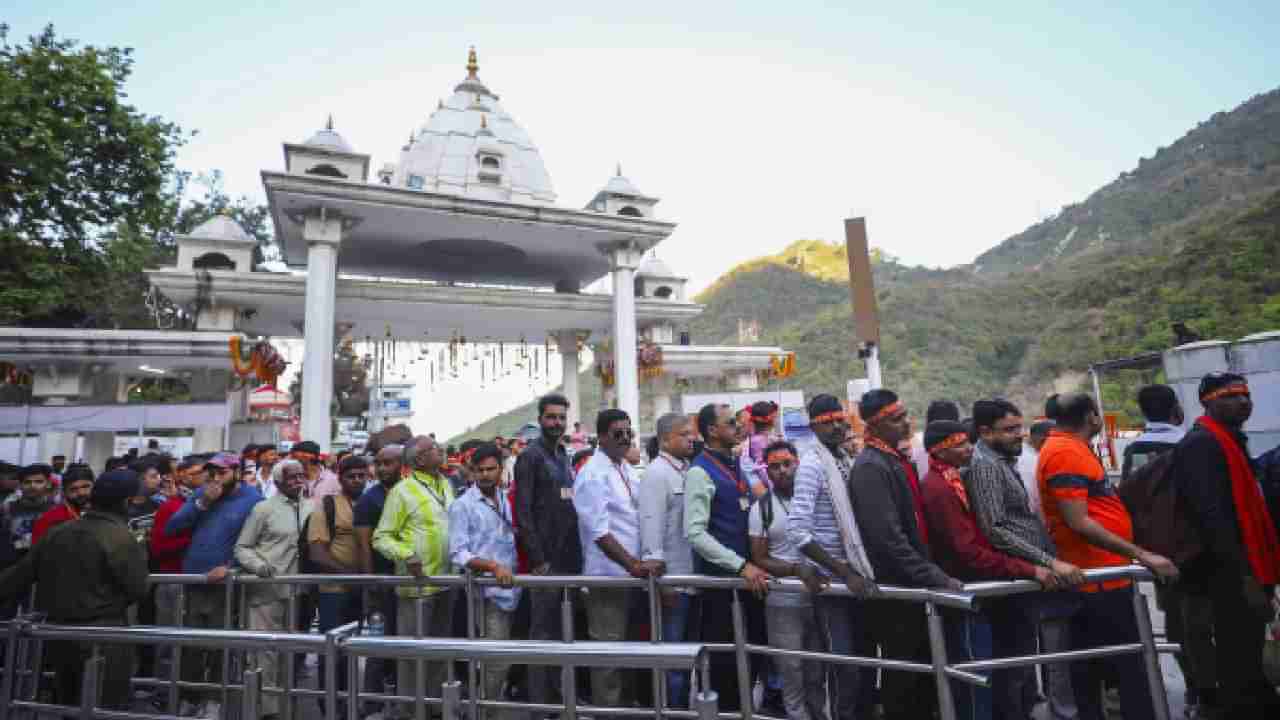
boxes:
[787,394,877,720]
[1171,373,1280,719]
[0,469,150,709]
[165,451,263,718]
[32,464,94,544]
[293,440,341,499]
[851,389,962,720]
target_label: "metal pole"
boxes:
[222,577,235,714]
[242,668,262,720]
[648,574,666,719]
[924,601,957,720]
[465,572,478,720]
[80,652,103,720]
[0,620,21,720]
[283,585,296,720]
[729,589,753,720]
[442,680,463,720]
[561,587,577,720]
[170,583,187,714]
[415,598,426,720]
[325,628,340,720]
[1131,584,1172,720]
[866,345,883,390]
[17,403,31,465]
[347,654,361,720]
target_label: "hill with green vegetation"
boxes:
[974,88,1280,274]
[450,87,1280,444]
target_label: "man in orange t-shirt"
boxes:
[1038,392,1177,720]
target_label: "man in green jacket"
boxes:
[0,469,150,709]
[373,436,456,717]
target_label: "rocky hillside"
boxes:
[974,88,1280,274]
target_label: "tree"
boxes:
[0,23,186,326]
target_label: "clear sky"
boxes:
[7,1,1279,438]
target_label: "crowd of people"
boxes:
[1,371,1278,720]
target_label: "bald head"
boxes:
[411,435,443,473]
[376,444,404,486]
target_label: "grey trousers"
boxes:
[585,587,632,708]
[1041,618,1079,719]
[246,599,289,717]
[768,603,829,720]
[478,598,517,720]
[393,591,456,717]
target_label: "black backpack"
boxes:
[297,496,336,575]
[1118,448,1201,565]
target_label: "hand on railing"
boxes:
[1049,559,1085,587]
[493,563,514,587]
[835,565,878,599]
[207,565,230,583]
[740,561,770,597]
[1135,551,1179,582]
[795,564,829,595]
[628,559,666,579]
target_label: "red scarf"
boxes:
[929,455,967,512]
[866,433,930,547]
[1197,416,1280,584]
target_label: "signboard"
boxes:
[844,217,881,346]
[383,398,411,415]
[680,390,806,415]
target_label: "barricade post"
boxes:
[1131,582,1172,720]
[79,652,103,720]
[561,585,577,720]
[242,668,262,720]
[0,620,21,720]
[924,600,957,720]
[729,589,752,720]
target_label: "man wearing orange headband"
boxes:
[787,393,877,720]
[850,389,962,720]
[739,400,780,496]
[1171,373,1280,719]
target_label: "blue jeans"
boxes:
[661,592,697,707]
[945,609,993,720]
[317,590,363,714]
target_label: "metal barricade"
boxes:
[1,566,1176,720]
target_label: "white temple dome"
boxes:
[189,214,254,245]
[638,255,678,278]
[304,116,354,153]
[606,169,643,196]
[389,48,556,204]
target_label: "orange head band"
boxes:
[765,449,795,465]
[811,410,847,425]
[928,432,969,456]
[1201,383,1249,402]
[867,400,905,424]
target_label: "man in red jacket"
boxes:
[32,465,94,544]
[920,420,1062,720]
[151,456,207,626]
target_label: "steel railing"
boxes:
[0,565,1175,720]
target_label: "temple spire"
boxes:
[466,46,479,78]
[325,114,334,131]
[616,162,622,177]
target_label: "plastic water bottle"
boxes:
[368,612,385,637]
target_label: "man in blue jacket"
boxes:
[164,452,262,719]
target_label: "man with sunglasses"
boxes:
[685,403,770,713]
[573,409,661,708]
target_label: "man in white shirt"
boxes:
[573,409,663,709]
[1016,420,1054,520]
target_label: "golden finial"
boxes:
[325,114,334,131]
[616,162,622,177]
[437,98,444,110]
[466,46,479,78]
[480,114,488,129]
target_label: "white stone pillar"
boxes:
[557,330,582,429]
[300,212,343,452]
[192,426,224,454]
[83,432,115,476]
[606,242,644,425]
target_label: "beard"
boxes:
[542,424,564,442]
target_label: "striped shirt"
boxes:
[967,441,1055,568]
[787,447,853,576]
